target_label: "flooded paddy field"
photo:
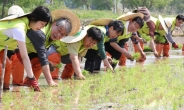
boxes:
[1,48,184,110]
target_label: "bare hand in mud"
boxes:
[48,81,58,86]
[128,57,134,61]
[76,74,85,80]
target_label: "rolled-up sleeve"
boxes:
[27,29,48,66]
[146,21,156,38]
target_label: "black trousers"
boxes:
[105,38,129,60]
[84,38,129,72]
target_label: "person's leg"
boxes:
[104,42,122,69]
[11,54,24,86]
[163,43,170,57]
[0,50,12,90]
[94,55,102,71]
[133,42,145,61]
[119,43,128,66]
[23,57,42,85]
[182,44,184,51]
[155,43,164,57]
[61,63,74,79]
[84,49,98,73]
[48,52,61,79]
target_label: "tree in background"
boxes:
[1,0,8,18]
[91,0,113,10]
[120,0,171,12]
[168,0,184,14]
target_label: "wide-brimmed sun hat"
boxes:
[117,12,144,21]
[61,26,90,43]
[8,5,24,16]
[90,18,114,26]
[0,5,28,21]
[51,9,81,36]
[158,15,172,34]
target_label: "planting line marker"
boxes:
[0,45,8,100]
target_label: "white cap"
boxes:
[8,5,24,16]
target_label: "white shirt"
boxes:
[2,28,25,42]
[125,21,130,35]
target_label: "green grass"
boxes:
[2,59,184,109]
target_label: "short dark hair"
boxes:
[176,15,184,21]
[132,16,144,28]
[87,27,102,43]
[108,20,124,35]
[27,6,52,26]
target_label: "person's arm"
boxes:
[150,37,158,57]
[27,29,57,86]
[135,43,146,60]
[97,36,113,71]
[166,27,178,48]
[146,21,159,57]
[131,33,146,60]
[17,41,34,78]
[67,42,85,79]
[70,53,85,79]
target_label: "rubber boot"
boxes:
[155,44,164,57]
[11,54,24,86]
[84,59,95,73]
[163,43,170,57]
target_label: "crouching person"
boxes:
[84,19,124,73]
[0,6,52,91]
[49,26,103,79]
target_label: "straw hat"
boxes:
[0,5,28,21]
[158,15,172,34]
[117,12,144,21]
[90,18,113,26]
[51,9,81,36]
[61,26,90,43]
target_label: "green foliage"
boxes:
[112,58,119,64]
[154,35,166,44]
[141,33,151,42]
[132,52,141,60]
[54,63,62,68]
[143,46,153,52]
